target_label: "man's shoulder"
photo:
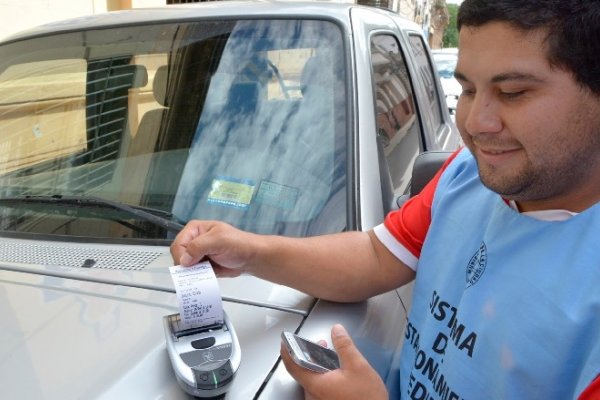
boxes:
[436,147,479,188]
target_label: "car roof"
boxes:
[1,0,420,44]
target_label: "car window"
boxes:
[0,19,348,240]
[370,34,422,201]
[407,34,444,130]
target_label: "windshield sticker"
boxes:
[208,176,255,209]
[255,180,299,210]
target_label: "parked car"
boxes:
[0,2,460,399]
[432,47,461,115]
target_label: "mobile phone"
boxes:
[281,331,340,373]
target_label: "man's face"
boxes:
[455,22,600,212]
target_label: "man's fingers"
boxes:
[170,221,205,265]
[170,221,249,277]
[330,324,363,369]
[280,342,297,371]
[280,343,316,381]
[171,221,223,266]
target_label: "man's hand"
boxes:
[280,324,388,400]
[170,220,259,277]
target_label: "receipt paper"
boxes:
[169,262,224,330]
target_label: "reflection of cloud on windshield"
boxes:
[171,20,346,236]
[174,87,337,231]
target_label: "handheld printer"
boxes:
[163,311,241,398]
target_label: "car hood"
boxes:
[0,237,311,399]
[0,237,314,312]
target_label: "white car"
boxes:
[432,47,461,115]
[0,2,460,399]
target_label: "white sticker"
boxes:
[169,262,224,330]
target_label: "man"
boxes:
[171,0,600,398]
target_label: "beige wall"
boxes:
[0,0,165,41]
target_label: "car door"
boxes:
[368,31,425,214]
[350,7,421,227]
[394,23,460,152]
[361,16,460,216]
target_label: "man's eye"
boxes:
[500,90,525,100]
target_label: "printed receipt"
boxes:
[169,261,224,330]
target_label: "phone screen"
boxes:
[294,334,340,370]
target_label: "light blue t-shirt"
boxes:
[399,149,600,399]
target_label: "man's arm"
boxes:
[170,221,415,302]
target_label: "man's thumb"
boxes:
[331,324,361,368]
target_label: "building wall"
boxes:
[0,0,164,41]
[429,0,449,49]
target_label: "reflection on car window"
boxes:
[407,34,443,128]
[0,59,88,174]
[370,34,421,200]
[0,19,348,239]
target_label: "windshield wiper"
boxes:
[0,195,184,233]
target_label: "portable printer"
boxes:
[163,311,241,398]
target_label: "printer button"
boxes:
[191,337,216,349]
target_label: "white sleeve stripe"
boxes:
[373,224,418,271]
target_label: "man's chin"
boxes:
[478,173,528,199]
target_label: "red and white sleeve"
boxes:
[373,150,460,270]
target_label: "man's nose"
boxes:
[461,93,502,136]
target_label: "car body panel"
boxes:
[0,2,459,399]
[1,267,305,399]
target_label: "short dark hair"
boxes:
[457,0,600,95]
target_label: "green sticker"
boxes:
[208,176,255,209]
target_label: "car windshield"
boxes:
[0,19,348,241]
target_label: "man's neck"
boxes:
[508,200,577,221]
